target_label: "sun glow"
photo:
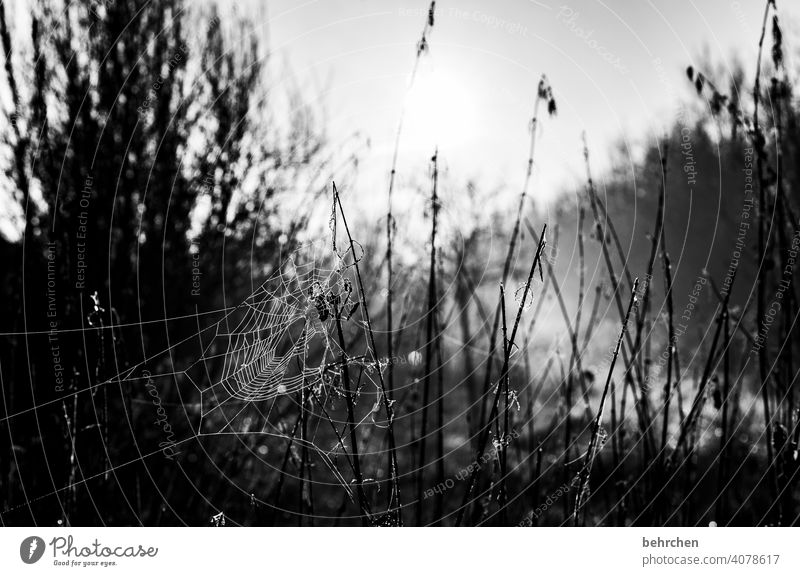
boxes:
[401,62,479,157]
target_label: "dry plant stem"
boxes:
[774,197,800,514]
[716,308,732,523]
[619,378,630,460]
[334,313,370,526]
[592,190,637,305]
[573,278,640,527]
[582,141,639,364]
[582,284,603,350]
[582,143,629,329]
[299,383,314,524]
[522,334,539,501]
[386,225,394,397]
[638,149,667,494]
[62,398,78,525]
[575,206,586,346]
[434,307,446,525]
[583,137,653,452]
[658,151,680,434]
[523,244,555,339]
[610,379,619,471]
[660,248,676,463]
[459,266,497,341]
[455,260,481,442]
[267,386,324,525]
[478,83,547,437]
[670,289,732,461]
[772,84,791,429]
[455,226,547,526]
[571,207,585,505]
[753,0,780,521]
[499,284,510,524]
[609,379,626,525]
[634,149,668,375]
[455,266,496,445]
[520,227,559,368]
[332,182,401,523]
[499,238,547,523]
[524,221,592,422]
[297,392,307,521]
[416,150,440,526]
[386,1,434,427]
[708,277,759,349]
[517,238,614,494]
[269,407,302,524]
[771,76,799,498]
[611,379,628,526]
[563,365,572,520]
[532,446,544,520]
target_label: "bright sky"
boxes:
[1,0,795,241]
[261,0,800,220]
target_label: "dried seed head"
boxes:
[772,15,783,69]
[537,75,549,99]
[536,75,557,117]
[694,71,706,95]
[417,36,428,56]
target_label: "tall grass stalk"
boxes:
[669,287,733,462]
[582,284,604,350]
[434,306,446,524]
[386,0,436,421]
[332,182,402,524]
[716,307,732,523]
[417,150,440,526]
[633,149,668,377]
[455,225,547,526]
[660,249,676,462]
[478,77,555,438]
[333,310,370,525]
[498,283,510,524]
[573,278,639,526]
[524,221,593,423]
[583,136,653,454]
[752,0,780,520]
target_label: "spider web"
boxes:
[197,252,336,435]
[111,239,355,437]
[0,238,389,518]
